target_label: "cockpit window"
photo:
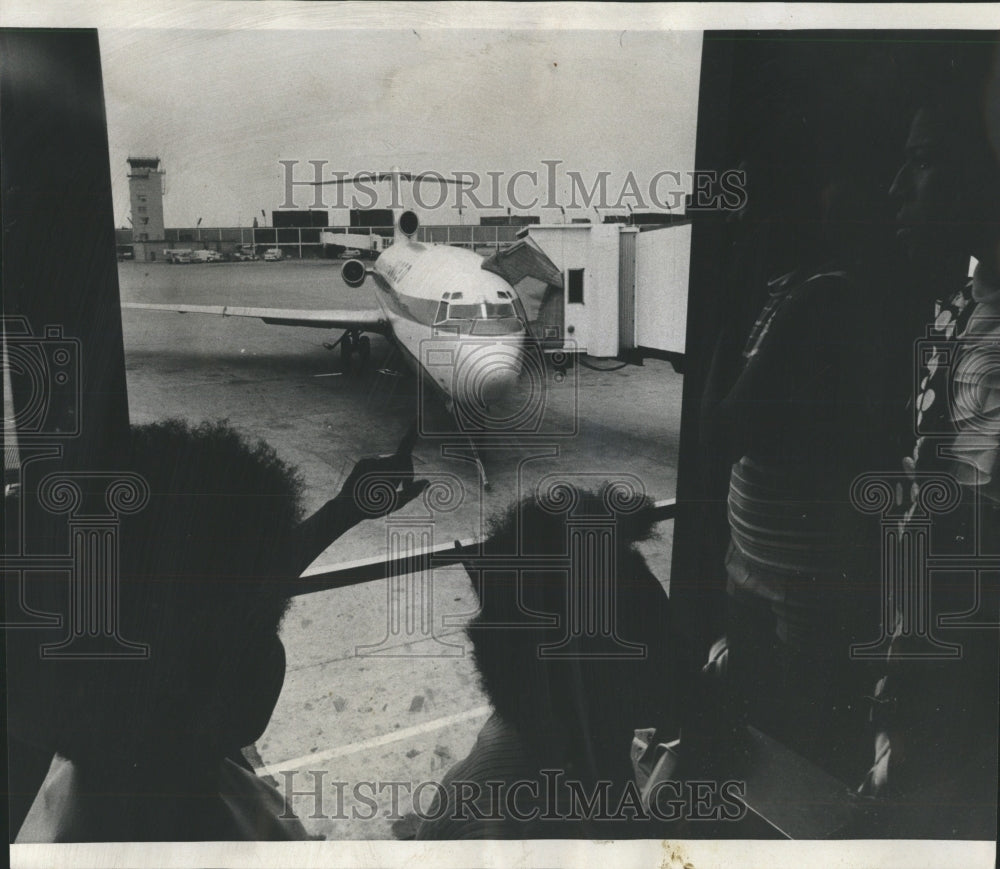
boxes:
[484,302,516,319]
[445,303,484,320]
[435,299,524,330]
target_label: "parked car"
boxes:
[164,249,193,264]
[190,250,223,263]
[263,248,283,262]
[342,248,361,258]
[232,247,258,261]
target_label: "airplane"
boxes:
[122,171,566,487]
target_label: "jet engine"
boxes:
[341,258,367,288]
[397,210,419,238]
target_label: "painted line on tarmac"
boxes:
[259,704,492,778]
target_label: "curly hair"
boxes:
[465,486,673,776]
[50,419,305,769]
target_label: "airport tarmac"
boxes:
[118,258,683,839]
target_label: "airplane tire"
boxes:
[358,335,371,365]
[341,334,355,370]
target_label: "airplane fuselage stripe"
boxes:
[370,273,438,327]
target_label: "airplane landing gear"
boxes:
[324,330,368,373]
[466,434,490,492]
[341,332,356,371]
[442,399,491,492]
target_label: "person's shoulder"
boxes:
[788,265,857,307]
[217,757,312,840]
[763,265,857,338]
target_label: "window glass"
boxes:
[568,268,584,304]
[484,302,516,319]
[447,303,482,320]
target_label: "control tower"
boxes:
[127,156,165,260]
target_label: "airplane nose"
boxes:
[479,365,519,404]
[453,339,542,432]
[461,342,521,406]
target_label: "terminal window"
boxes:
[567,268,584,304]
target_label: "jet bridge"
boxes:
[520,221,691,366]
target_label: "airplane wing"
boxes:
[122,302,390,333]
[481,237,565,348]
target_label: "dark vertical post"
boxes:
[669,32,735,679]
[1,28,131,835]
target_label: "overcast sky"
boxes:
[99,28,702,228]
